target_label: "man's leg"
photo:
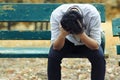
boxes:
[47,39,75,80]
[47,47,62,80]
[87,46,106,80]
[75,45,106,80]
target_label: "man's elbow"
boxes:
[90,45,99,50]
[53,47,61,50]
[53,45,62,51]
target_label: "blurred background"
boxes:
[0,0,120,80]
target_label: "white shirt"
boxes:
[50,4,102,46]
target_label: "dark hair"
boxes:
[60,10,85,34]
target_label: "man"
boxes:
[48,4,106,80]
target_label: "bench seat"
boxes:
[0,47,49,58]
[0,33,105,58]
[1,47,104,58]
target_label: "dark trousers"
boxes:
[47,39,106,80]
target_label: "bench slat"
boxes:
[0,47,100,58]
[0,47,49,58]
[0,31,51,40]
[112,18,120,36]
[0,3,61,22]
[0,3,105,22]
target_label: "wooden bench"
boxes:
[112,18,120,65]
[0,3,106,58]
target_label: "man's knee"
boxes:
[48,46,62,60]
[88,46,105,62]
[96,46,104,59]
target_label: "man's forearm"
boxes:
[53,33,66,50]
[79,32,99,50]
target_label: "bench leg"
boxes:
[104,53,109,58]
[119,60,120,66]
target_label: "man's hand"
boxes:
[76,32,99,50]
[53,27,69,50]
[60,27,69,37]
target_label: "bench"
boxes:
[112,18,120,65]
[0,3,106,58]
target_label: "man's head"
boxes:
[60,8,85,34]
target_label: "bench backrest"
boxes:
[0,3,106,40]
[112,18,120,55]
[112,18,120,37]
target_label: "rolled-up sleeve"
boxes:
[50,13,60,43]
[89,11,102,45]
